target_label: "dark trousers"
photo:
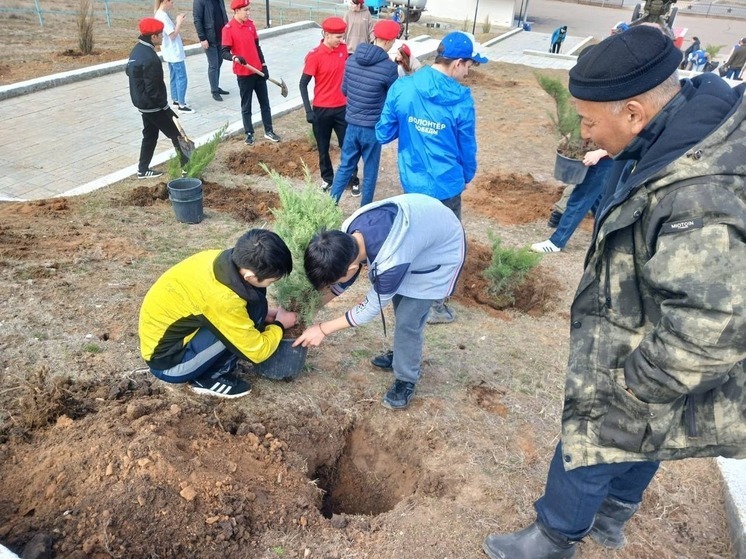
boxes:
[138,109,186,174]
[204,43,224,93]
[312,105,349,184]
[148,328,237,383]
[534,442,659,540]
[237,74,273,135]
[550,41,562,54]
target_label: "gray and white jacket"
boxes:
[336,193,466,327]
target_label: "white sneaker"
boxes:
[531,240,561,253]
[320,180,331,192]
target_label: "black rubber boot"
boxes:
[589,497,640,549]
[547,210,563,228]
[483,522,576,559]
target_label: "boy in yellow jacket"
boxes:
[139,229,296,398]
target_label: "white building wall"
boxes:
[424,0,515,28]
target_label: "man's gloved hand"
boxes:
[305,110,315,124]
[262,64,269,80]
[233,55,246,65]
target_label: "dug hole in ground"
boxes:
[0,63,735,558]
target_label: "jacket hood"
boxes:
[408,66,472,106]
[600,76,745,217]
[354,43,392,67]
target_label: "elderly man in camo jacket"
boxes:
[483,25,746,559]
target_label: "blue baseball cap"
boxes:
[440,31,488,64]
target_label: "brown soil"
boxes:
[122,181,279,224]
[226,140,328,179]
[0,48,734,559]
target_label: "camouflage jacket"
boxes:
[561,78,746,470]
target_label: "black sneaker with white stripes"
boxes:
[190,373,252,399]
[137,169,163,179]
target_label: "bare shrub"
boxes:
[77,0,95,54]
[482,14,491,34]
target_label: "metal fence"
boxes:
[0,0,346,27]
[576,0,746,18]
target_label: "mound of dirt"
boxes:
[454,239,561,317]
[226,140,328,179]
[0,370,438,558]
[464,172,563,225]
[122,182,279,223]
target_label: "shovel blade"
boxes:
[178,136,195,160]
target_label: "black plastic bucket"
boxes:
[254,339,308,380]
[167,178,204,224]
[553,152,589,185]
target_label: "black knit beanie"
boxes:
[569,26,683,101]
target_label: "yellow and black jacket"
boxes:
[139,249,283,369]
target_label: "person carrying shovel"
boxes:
[221,0,280,146]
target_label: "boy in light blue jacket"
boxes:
[293,194,466,410]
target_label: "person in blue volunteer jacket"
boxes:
[329,19,399,205]
[375,30,487,324]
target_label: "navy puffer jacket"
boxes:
[342,43,398,128]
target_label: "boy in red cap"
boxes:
[221,0,280,146]
[299,17,358,191]
[328,19,399,204]
[126,17,189,179]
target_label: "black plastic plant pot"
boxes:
[554,152,589,185]
[254,339,308,380]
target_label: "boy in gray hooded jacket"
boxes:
[293,193,466,410]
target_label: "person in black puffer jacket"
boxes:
[126,17,188,179]
[328,19,399,206]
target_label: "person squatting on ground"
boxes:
[482,25,746,559]
[300,17,359,191]
[154,0,192,112]
[343,0,373,54]
[531,148,612,253]
[328,19,399,205]
[395,43,422,77]
[193,0,229,101]
[126,17,189,179]
[686,47,709,72]
[139,229,298,399]
[221,0,280,146]
[550,25,567,54]
[376,30,487,325]
[293,194,466,411]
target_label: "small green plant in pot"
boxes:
[265,164,344,328]
[165,123,227,224]
[167,123,227,180]
[536,73,589,184]
[256,164,343,379]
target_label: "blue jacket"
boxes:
[343,43,398,127]
[376,66,477,200]
[551,27,567,44]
